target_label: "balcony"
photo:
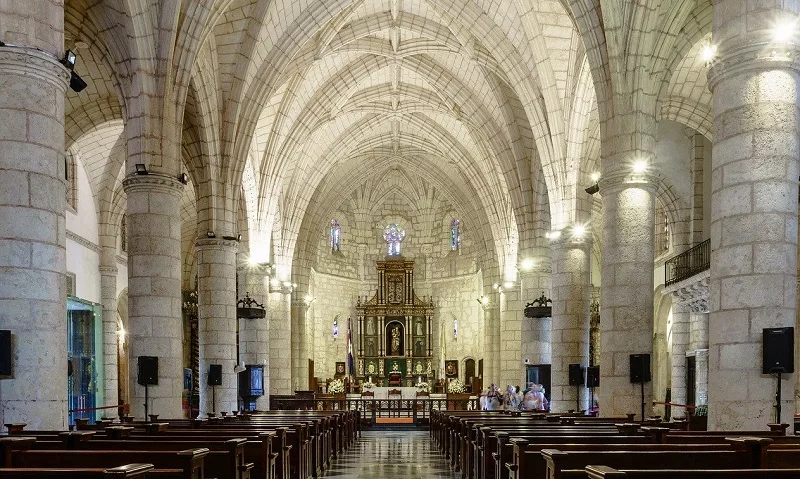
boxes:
[665,239,710,287]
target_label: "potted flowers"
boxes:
[328,378,345,395]
[416,382,430,394]
[447,378,465,393]
[446,379,470,410]
[362,379,376,390]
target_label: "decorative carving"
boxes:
[666,272,710,313]
[525,292,553,318]
[237,292,266,319]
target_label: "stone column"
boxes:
[268,290,292,394]
[238,264,270,410]
[100,264,119,417]
[0,43,69,429]
[550,235,591,413]
[598,173,656,419]
[479,296,497,387]
[499,287,524,388]
[196,238,238,416]
[689,309,709,406]
[707,3,799,429]
[123,175,184,419]
[519,259,552,372]
[669,303,690,411]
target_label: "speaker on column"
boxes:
[568,363,584,386]
[0,330,11,377]
[208,364,223,386]
[586,366,600,388]
[137,356,159,386]
[763,327,794,374]
[629,354,651,383]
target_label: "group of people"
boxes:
[479,384,548,411]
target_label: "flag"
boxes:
[440,318,446,378]
[347,317,355,377]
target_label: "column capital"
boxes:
[708,42,800,92]
[122,172,184,197]
[598,169,659,196]
[194,237,240,252]
[99,265,118,275]
[548,233,592,251]
[0,46,69,90]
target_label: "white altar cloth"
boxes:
[358,387,423,399]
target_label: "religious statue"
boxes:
[366,318,375,335]
[390,325,401,355]
[415,319,423,336]
[367,362,377,375]
[366,338,376,356]
[414,361,423,374]
[414,339,424,357]
[391,362,400,372]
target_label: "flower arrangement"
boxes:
[362,380,376,390]
[416,382,430,393]
[447,378,465,394]
[328,378,345,394]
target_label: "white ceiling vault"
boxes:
[63,0,712,282]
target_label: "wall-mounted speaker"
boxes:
[629,354,651,383]
[586,366,600,388]
[208,364,222,386]
[763,327,794,374]
[0,330,11,377]
[137,356,158,386]
[568,363,584,386]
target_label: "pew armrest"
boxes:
[584,465,628,478]
[104,463,155,478]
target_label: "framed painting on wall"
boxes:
[445,360,458,378]
[335,362,346,377]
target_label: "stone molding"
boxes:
[708,42,800,91]
[122,173,184,196]
[194,237,239,251]
[66,230,101,253]
[686,348,709,358]
[664,270,710,313]
[548,234,592,251]
[98,265,118,275]
[0,46,70,90]
[598,170,660,196]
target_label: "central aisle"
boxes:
[323,430,459,478]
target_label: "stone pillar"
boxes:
[238,264,270,410]
[707,3,799,429]
[598,173,656,419]
[268,290,292,394]
[689,309,709,406]
[123,175,184,419]
[480,296,497,387]
[100,264,119,417]
[519,259,552,373]
[196,238,238,416]
[0,43,69,428]
[550,235,591,413]
[499,287,524,388]
[669,303,690,410]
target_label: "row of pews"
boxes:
[431,409,800,478]
[0,409,358,479]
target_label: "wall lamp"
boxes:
[135,164,148,175]
[476,296,489,306]
[206,231,216,238]
[178,172,189,184]
[60,49,87,93]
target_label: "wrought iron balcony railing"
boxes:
[665,238,710,287]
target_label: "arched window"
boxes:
[120,215,128,253]
[65,151,77,210]
[450,219,461,251]
[330,219,341,252]
[383,223,405,256]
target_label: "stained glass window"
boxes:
[450,219,461,251]
[384,223,405,256]
[330,220,341,252]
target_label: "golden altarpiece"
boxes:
[356,258,435,386]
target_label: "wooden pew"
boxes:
[0,463,154,478]
[584,465,800,478]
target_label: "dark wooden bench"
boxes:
[0,463,154,478]
[585,465,800,478]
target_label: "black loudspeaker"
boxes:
[137,356,158,386]
[586,366,600,388]
[629,354,651,383]
[208,364,222,386]
[568,363,584,386]
[763,327,794,374]
[0,330,11,376]
[183,368,193,390]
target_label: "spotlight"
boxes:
[234,361,246,374]
[573,224,586,238]
[68,72,87,93]
[237,234,242,241]
[0,41,5,47]
[701,43,717,63]
[222,235,237,241]
[61,50,77,70]
[590,172,601,182]
[633,160,648,173]
[492,283,499,290]
[206,231,216,238]
[546,230,562,240]
[135,164,148,175]
[178,172,189,184]
[585,183,600,195]
[503,281,514,289]
[520,258,535,271]
[773,20,796,43]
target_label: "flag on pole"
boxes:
[347,317,355,377]
[440,317,446,378]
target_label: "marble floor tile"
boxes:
[322,430,459,478]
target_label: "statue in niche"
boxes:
[387,324,403,356]
[366,338,376,356]
[366,318,375,335]
[414,339,424,357]
[415,319,423,336]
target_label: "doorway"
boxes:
[526,364,551,402]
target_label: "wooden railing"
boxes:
[665,239,710,286]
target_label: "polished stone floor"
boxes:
[323,430,460,478]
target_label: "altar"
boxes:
[359,387,425,399]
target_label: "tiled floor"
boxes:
[323,430,460,478]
